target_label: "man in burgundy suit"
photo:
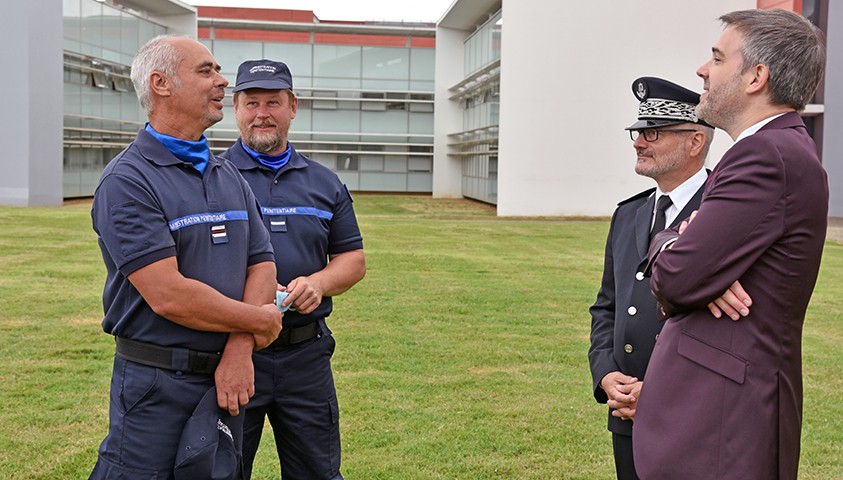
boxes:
[632,9,827,480]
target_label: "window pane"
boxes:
[214,40,264,77]
[360,155,384,171]
[263,42,313,78]
[410,48,434,81]
[384,156,407,173]
[314,45,360,79]
[362,46,409,80]
[362,110,407,134]
[409,111,433,134]
[118,13,139,56]
[292,103,311,132]
[80,0,102,48]
[312,109,360,133]
[63,0,81,42]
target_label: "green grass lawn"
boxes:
[1,194,841,479]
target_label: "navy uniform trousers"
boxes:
[242,321,342,480]
[89,355,215,479]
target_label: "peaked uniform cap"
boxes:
[626,76,712,130]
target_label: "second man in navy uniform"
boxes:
[587,77,715,480]
[219,59,366,480]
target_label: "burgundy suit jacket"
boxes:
[633,112,828,480]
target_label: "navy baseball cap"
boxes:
[626,76,712,130]
[174,387,244,480]
[233,59,293,93]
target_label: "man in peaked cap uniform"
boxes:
[588,76,715,480]
[218,59,366,480]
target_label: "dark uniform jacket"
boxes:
[588,181,705,436]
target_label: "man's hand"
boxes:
[708,280,752,320]
[215,333,255,416]
[283,277,324,315]
[609,381,642,420]
[677,210,698,235]
[253,303,283,349]
[600,371,639,421]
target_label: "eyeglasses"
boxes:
[630,128,698,142]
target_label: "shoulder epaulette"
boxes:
[617,187,656,206]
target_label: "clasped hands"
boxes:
[601,371,641,421]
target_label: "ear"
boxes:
[687,130,706,157]
[149,71,172,99]
[232,92,241,113]
[744,64,769,95]
[289,95,298,119]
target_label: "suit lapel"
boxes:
[671,178,707,228]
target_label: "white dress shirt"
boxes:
[653,166,709,229]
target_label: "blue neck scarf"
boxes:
[145,124,210,174]
[241,141,291,172]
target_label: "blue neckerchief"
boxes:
[145,123,210,174]
[241,141,291,172]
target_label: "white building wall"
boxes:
[0,0,64,206]
[493,0,755,216]
[824,0,843,217]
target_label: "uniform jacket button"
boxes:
[627,306,637,315]
[624,344,634,354]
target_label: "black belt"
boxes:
[115,337,221,375]
[270,321,322,348]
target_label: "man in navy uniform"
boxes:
[219,59,366,480]
[90,36,282,478]
[588,77,715,480]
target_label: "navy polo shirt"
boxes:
[92,129,275,352]
[219,140,363,328]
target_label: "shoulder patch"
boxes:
[617,187,655,206]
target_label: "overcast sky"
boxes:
[184,0,456,23]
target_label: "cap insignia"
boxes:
[635,81,648,101]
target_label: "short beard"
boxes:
[246,131,283,154]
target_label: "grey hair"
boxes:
[130,35,187,114]
[720,9,826,111]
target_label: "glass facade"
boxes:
[62,0,166,197]
[202,37,435,192]
[451,10,502,204]
[60,0,435,198]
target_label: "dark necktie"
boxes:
[651,195,673,239]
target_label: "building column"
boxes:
[823,1,843,217]
[432,26,467,198]
[0,0,64,206]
